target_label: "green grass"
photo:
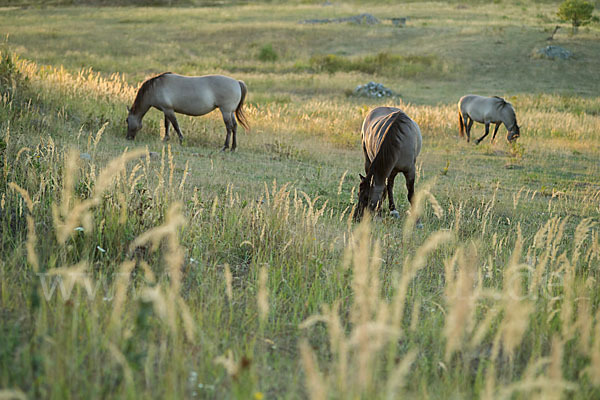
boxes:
[1,2,600,399]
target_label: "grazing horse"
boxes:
[458,95,520,144]
[353,106,422,221]
[126,72,249,151]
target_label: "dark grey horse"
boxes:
[353,106,422,221]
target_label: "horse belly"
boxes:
[171,95,216,116]
[174,102,216,116]
[161,86,216,116]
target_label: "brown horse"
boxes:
[458,95,520,144]
[126,73,249,151]
[353,106,422,221]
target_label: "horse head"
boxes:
[507,124,520,142]
[353,174,371,221]
[353,173,386,221]
[125,107,142,140]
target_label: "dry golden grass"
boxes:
[1,3,600,397]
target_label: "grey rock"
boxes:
[537,45,571,60]
[353,81,396,98]
[301,13,380,25]
[390,17,407,27]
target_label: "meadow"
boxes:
[1,1,600,399]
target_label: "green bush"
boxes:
[0,48,22,91]
[557,0,595,33]
[308,52,446,78]
[258,44,278,62]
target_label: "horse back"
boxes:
[362,107,422,174]
[460,94,508,124]
[155,74,242,116]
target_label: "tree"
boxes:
[557,0,595,34]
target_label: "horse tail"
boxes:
[458,109,465,138]
[235,80,250,132]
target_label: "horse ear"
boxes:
[359,174,365,180]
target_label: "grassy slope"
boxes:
[1,2,600,399]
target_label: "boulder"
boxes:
[353,82,396,98]
[301,13,380,25]
[537,45,571,60]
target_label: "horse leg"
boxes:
[163,115,170,142]
[362,143,371,174]
[164,110,184,144]
[387,170,400,218]
[476,123,491,145]
[466,117,474,143]
[221,111,233,151]
[403,169,415,207]
[231,113,238,151]
[404,168,422,228]
[491,122,501,143]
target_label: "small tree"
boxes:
[557,0,595,34]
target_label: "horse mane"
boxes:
[368,110,413,177]
[492,96,514,112]
[131,72,173,113]
[492,96,518,130]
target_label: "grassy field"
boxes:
[1,1,600,399]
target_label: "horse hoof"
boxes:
[221,147,228,152]
[390,210,400,219]
[163,137,170,142]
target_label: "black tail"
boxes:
[235,80,250,132]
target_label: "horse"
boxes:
[458,95,520,144]
[125,72,249,151]
[353,106,422,222]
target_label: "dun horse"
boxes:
[458,95,520,144]
[353,107,422,221]
[126,73,249,151]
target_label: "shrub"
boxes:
[258,44,278,62]
[557,0,595,34]
[0,47,22,92]
[308,52,446,78]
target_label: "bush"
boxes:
[308,52,446,78]
[257,44,278,62]
[0,47,24,95]
[557,0,595,34]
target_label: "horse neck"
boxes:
[502,109,517,131]
[132,92,152,120]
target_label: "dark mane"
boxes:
[492,96,512,112]
[368,111,413,177]
[131,72,172,113]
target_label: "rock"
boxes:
[537,45,571,60]
[80,152,91,161]
[353,81,396,98]
[390,210,401,219]
[140,151,160,161]
[390,17,407,27]
[301,13,380,25]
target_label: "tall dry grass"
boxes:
[1,44,600,399]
